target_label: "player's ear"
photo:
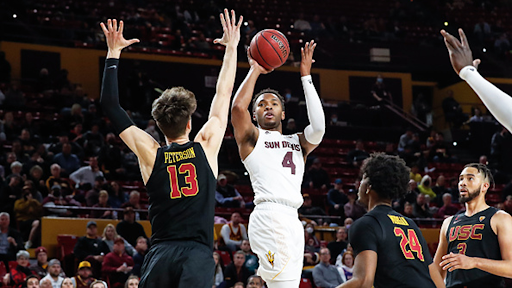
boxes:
[482,182,490,192]
[281,111,285,121]
[187,119,192,131]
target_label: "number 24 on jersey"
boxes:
[394,227,425,261]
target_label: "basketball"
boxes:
[248,29,290,70]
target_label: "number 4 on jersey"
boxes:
[282,151,296,175]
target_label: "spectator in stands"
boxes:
[284,118,299,134]
[2,250,34,288]
[74,221,109,277]
[327,179,348,217]
[83,104,99,132]
[70,157,104,191]
[40,259,64,288]
[312,247,343,288]
[436,193,459,218]
[107,182,126,209]
[370,74,392,107]
[224,251,251,288]
[85,176,108,207]
[429,132,454,163]
[337,251,354,282]
[124,275,139,288]
[18,129,37,156]
[246,275,263,288]
[233,282,244,288]
[46,164,65,192]
[53,143,81,175]
[49,132,83,159]
[446,177,460,203]
[432,175,447,206]
[294,12,312,32]
[42,185,73,217]
[213,252,224,288]
[344,189,366,220]
[26,275,40,288]
[70,124,85,147]
[215,174,245,208]
[101,224,135,257]
[409,164,422,183]
[403,202,414,218]
[30,246,49,279]
[98,133,125,180]
[116,207,147,247]
[28,165,47,198]
[91,191,113,219]
[398,128,414,153]
[4,84,25,110]
[121,191,141,211]
[310,14,326,37]
[14,186,42,249]
[90,279,108,288]
[0,212,23,267]
[304,158,331,189]
[71,261,96,288]
[490,126,512,174]
[220,212,248,252]
[40,278,52,288]
[327,227,348,265]
[61,278,74,288]
[418,175,436,199]
[347,140,370,167]
[132,236,147,277]
[83,124,104,157]
[0,173,22,216]
[413,193,432,218]
[102,236,134,287]
[299,194,328,225]
[240,239,258,274]
[474,18,491,45]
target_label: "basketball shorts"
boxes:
[139,240,214,288]
[248,202,304,282]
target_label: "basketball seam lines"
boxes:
[255,34,273,69]
[260,33,283,63]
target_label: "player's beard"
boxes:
[459,187,481,203]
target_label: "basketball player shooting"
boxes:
[99,10,242,287]
[231,41,325,288]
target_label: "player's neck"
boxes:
[368,196,391,211]
[258,124,282,133]
[464,198,489,217]
[166,136,189,145]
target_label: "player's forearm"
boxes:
[106,48,121,59]
[232,67,260,113]
[460,66,512,133]
[473,258,512,278]
[209,46,238,121]
[302,76,325,145]
[100,58,134,134]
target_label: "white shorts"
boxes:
[248,202,304,283]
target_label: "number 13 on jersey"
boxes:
[167,163,199,199]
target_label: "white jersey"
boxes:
[243,128,305,208]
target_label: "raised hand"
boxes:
[213,9,243,48]
[300,40,317,77]
[247,51,273,75]
[440,28,481,75]
[100,19,140,58]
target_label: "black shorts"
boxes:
[139,240,214,288]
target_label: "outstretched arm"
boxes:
[231,53,272,160]
[298,41,325,156]
[195,9,242,176]
[441,28,512,133]
[99,19,159,184]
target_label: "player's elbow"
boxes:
[231,102,248,117]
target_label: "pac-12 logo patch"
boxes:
[479,216,485,222]
[266,251,275,268]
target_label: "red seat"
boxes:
[8,261,17,271]
[57,234,78,261]
[217,250,232,266]
[299,278,313,288]
[0,261,7,278]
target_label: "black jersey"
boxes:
[145,142,216,249]
[349,205,435,288]
[445,207,504,288]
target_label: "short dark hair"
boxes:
[152,87,197,139]
[360,153,410,200]
[463,163,494,186]
[252,88,285,112]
